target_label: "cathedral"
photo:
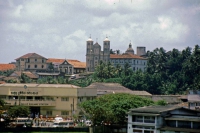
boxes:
[86,37,110,72]
[86,37,147,72]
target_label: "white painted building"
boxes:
[127,105,200,133]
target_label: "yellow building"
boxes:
[0,83,96,119]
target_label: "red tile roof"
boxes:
[110,53,146,60]
[0,64,16,71]
[46,58,65,63]
[15,53,46,60]
[47,58,86,68]
[68,61,86,68]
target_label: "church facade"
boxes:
[86,37,110,72]
[86,37,147,72]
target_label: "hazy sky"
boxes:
[0,0,200,63]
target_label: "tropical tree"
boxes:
[8,106,30,118]
[79,93,154,125]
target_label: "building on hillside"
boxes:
[46,58,86,74]
[86,37,110,72]
[15,53,47,72]
[0,64,16,72]
[8,71,38,82]
[0,83,97,119]
[84,83,152,97]
[125,43,135,55]
[110,53,147,72]
[85,38,147,72]
[127,105,200,133]
[137,46,146,56]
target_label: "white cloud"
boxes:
[13,5,23,17]
[9,22,32,32]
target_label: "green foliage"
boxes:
[8,106,30,118]
[20,73,31,83]
[48,62,54,72]
[0,70,14,77]
[103,78,122,83]
[155,100,168,106]
[91,45,200,95]
[79,93,154,125]
[69,77,93,87]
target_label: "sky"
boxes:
[0,0,200,63]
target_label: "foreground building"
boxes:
[128,105,200,133]
[0,83,96,119]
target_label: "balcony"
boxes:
[4,99,56,106]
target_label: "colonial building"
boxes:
[15,53,47,72]
[85,38,147,72]
[0,83,96,119]
[14,53,86,76]
[110,53,147,72]
[128,105,200,133]
[86,37,110,72]
[46,58,86,74]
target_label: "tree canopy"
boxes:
[8,106,30,118]
[79,93,154,125]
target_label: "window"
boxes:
[21,59,24,61]
[35,59,37,62]
[144,116,155,123]
[144,62,146,65]
[46,111,52,116]
[61,97,69,101]
[35,65,37,68]
[61,111,69,115]
[46,97,54,101]
[135,116,143,122]
[28,65,30,68]
[42,59,44,63]
[42,65,44,68]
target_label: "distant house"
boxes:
[110,53,147,72]
[128,105,200,133]
[47,58,86,74]
[84,83,152,97]
[4,71,38,82]
[15,53,47,72]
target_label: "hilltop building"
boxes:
[14,53,86,75]
[86,37,147,72]
[15,53,48,72]
[86,37,110,72]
